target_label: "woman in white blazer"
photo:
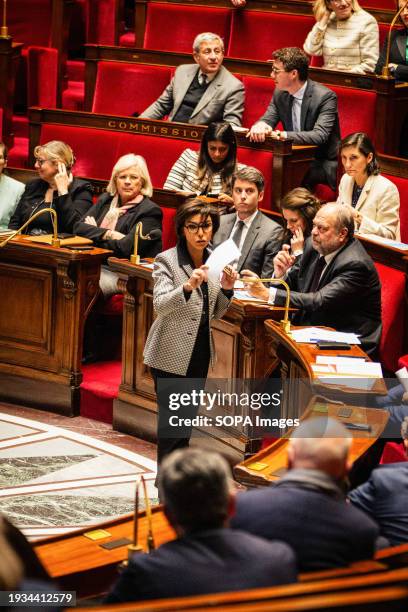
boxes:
[337,132,400,240]
[304,0,379,73]
[144,198,237,467]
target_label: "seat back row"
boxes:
[90,61,378,141]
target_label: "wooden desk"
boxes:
[264,320,387,425]
[34,507,175,598]
[0,236,108,415]
[234,396,389,487]
[107,258,289,462]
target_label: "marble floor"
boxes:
[0,401,158,541]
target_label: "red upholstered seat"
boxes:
[8,0,53,47]
[119,32,136,47]
[27,47,58,108]
[399,355,408,369]
[382,174,408,243]
[360,0,396,9]
[330,85,377,141]
[374,262,406,373]
[241,75,276,129]
[143,4,232,53]
[86,0,119,45]
[162,207,177,250]
[237,148,273,210]
[92,62,173,116]
[314,184,337,202]
[228,12,314,61]
[380,442,408,464]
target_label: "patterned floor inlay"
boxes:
[0,412,157,541]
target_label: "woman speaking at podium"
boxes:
[8,140,93,235]
[143,198,237,468]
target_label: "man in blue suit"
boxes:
[349,417,408,546]
[106,448,297,603]
[231,418,380,572]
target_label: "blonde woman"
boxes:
[303,0,379,73]
[9,140,93,234]
[75,153,162,296]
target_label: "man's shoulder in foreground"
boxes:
[106,527,297,603]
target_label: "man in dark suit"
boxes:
[212,167,282,278]
[231,417,380,572]
[349,416,408,546]
[248,47,340,190]
[243,202,382,357]
[140,33,244,127]
[106,448,297,603]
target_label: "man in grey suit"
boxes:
[248,47,340,190]
[212,167,282,278]
[140,33,244,127]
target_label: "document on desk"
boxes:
[206,239,240,281]
[291,327,361,345]
[313,360,383,390]
[396,366,408,393]
[233,289,268,303]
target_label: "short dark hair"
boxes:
[159,448,233,533]
[232,166,265,193]
[0,141,8,160]
[272,47,309,82]
[175,198,220,240]
[340,132,380,176]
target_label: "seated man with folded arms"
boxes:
[212,167,282,277]
[139,33,244,127]
[105,448,297,603]
[242,202,381,357]
[248,47,340,191]
[232,417,381,571]
[349,416,408,546]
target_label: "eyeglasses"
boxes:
[270,66,286,74]
[35,158,49,166]
[184,222,213,234]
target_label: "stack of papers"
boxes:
[233,289,267,303]
[312,356,382,377]
[312,356,383,391]
[291,327,361,345]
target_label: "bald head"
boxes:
[288,417,352,480]
[311,203,354,256]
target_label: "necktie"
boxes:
[200,73,208,87]
[292,96,300,132]
[232,220,245,248]
[309,256,326,292]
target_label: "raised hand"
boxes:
[54,162,73,196]
[274,244,295,278]
[184,265,209,292]
[241,269,269,301]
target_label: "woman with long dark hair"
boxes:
[337,132,400,239]
[164,122,244,205]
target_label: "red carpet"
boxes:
[80,360,122,424]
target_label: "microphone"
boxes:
[0,208,60,249]
[382,0,408,77]
[130,223,162,265]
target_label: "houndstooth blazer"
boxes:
[143,244,232,376]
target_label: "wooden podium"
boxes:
[0,237,108,415]
[234,396,389,488]
[108,258,289,462]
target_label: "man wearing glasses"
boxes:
[248,47,340,191]
[212,166,281,278]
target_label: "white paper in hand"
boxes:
[206,239,241,281]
